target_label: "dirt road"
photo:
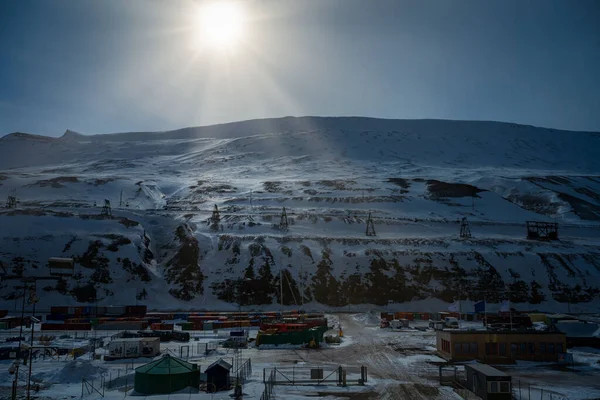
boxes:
[292,314,454,400]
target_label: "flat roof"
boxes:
[465,363,509,377]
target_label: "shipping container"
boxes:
[95,322,147,331]
[192,321,203,330]
[41,323,91,331]
[46,314,67,321]
[105,337,160,360]
[50,306,69,315]
[105,306,127,316]
[125,305,147,317]
[177,322,194,331]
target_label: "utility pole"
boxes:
[6,189,17,208]
[279,208,289,231]
[460,217,471,238]
[365,212,376,236]
[119,190,123,207]
[100,199,112,216]
[300,262,304,307]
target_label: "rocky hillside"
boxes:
[1,117,599,311]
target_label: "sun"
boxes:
[195,2,245,50]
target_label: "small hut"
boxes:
[465,363,511,400]
[204,359,232,393]
[134,354,200,395]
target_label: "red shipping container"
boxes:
[50,306,69,315]
[192,321,203,330]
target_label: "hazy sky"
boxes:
[1,0,599,136]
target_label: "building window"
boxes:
[489,382,498,393]
[540,342,546,353]
[440,339,451,353]
[455,343,461,354]
[499,343,506,356]
[511,343,518,355]
[462,343,469,354]
[528,342,535,354]
[485,343,498,356]
[519,343,526,354]
[500,382,511,393]
[557,343,563,353]
[469,343,478,354]
[548,343,555,354]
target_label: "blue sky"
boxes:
[1,0,599,136]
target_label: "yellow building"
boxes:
[436,330,566,363]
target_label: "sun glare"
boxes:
[195,2,245,50]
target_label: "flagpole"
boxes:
[484,294,487,331]
[509,299,512,331]
[458,293,461,329]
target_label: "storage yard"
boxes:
[1,308,600,400]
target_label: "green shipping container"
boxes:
[203,323,212,331]
[0,322,8,330]
[413,313,421,320]
[257,326,329,346]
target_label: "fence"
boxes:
[440,369,571,400]
[233,358,252,385]
[512,380,569,400]
[81,376,105,398]
[79,364,136,397]
[260,369,276,400]
[262,365,367,386]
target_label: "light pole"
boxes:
[26,316,40,400]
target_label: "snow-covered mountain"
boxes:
[1,117,599,312]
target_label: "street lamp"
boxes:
[26,316,40,400]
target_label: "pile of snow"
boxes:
[352,311,381,326]
[533,322,548,331]
[34,360,107,385]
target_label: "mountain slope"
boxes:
[1,117,599,311]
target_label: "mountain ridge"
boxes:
[2,116,599,142]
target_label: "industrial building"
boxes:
[464,363,512,400]
[436,330,566,363]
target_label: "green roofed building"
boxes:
[134,354,200,394]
